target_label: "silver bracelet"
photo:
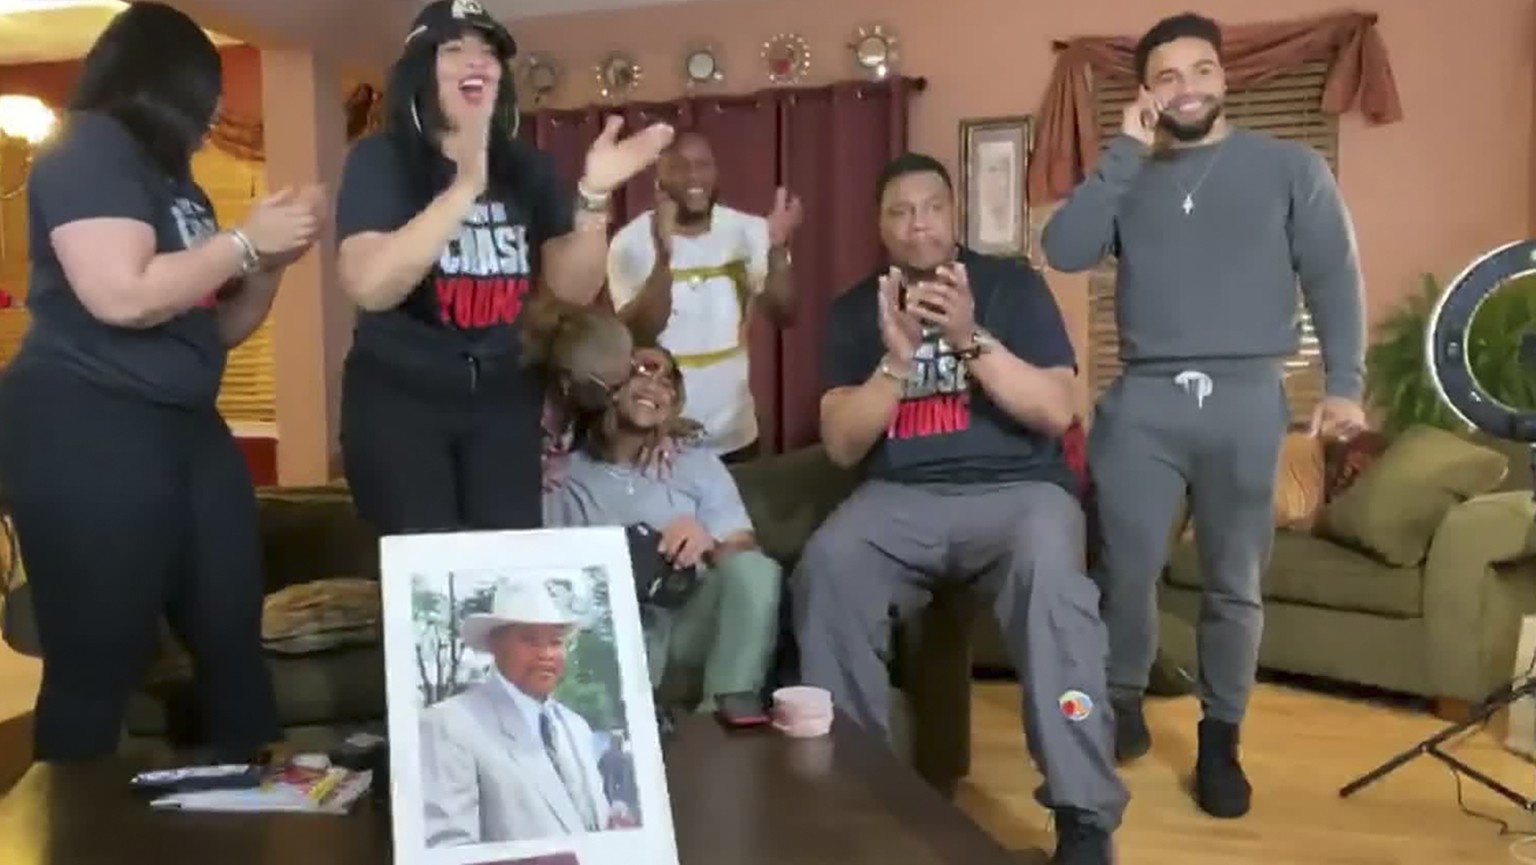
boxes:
[227,228,261,275]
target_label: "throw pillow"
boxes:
[1274,432,1326,529]
[1323,429,1391,501]
[1317,425,1509,566]
[142,578,384,686]
[262,577,381,654]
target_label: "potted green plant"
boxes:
[1366,271,1536,435]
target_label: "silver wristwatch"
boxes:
[575,181,611,214]
[958,327,998,359]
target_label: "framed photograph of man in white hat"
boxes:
[380,526,678,865]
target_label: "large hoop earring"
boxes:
[410,99,423,134]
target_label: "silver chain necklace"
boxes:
[1175,138,1228,215]
[600,461,639,496]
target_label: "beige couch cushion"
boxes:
[1167,530,1422,618]
[1317,425,1507,566]
[262,578,381,655]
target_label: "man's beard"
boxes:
[669,190,717,227]
[1159,99,1224,143]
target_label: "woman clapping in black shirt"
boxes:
[0,2,323,760]
[335,0,672,534]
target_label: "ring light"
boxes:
[1425,239,1536,441]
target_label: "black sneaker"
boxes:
[1051,809,1113,865]
[1111,694,1150,764]
[1195,718,1252,818]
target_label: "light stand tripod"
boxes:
[1338,678,1536,808]
[1338,443,1536,810]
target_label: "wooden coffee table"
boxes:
[0,714,1043,864]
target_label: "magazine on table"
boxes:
[135,756,374,815]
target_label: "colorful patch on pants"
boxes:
[1059,690,1093,722]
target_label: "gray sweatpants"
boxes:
[793,479,1128,831]
[1089,359,1288,725]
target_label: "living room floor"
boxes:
[962,681,1533,864]
[0,642,39,722]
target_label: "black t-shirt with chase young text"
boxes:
[16,111,227,406]
[333,133,575,373]
[822,248,1079,491]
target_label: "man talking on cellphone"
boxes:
[1042,13,1366,819]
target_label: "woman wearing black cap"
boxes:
[334,0,672,534]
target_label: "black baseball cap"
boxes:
[404,0,518,59]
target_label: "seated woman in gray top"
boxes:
[543,344,781,712]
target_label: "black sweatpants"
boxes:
[340,348,545,535]
[0,364,278,761]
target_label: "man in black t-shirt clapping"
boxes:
[793,154,1126,865]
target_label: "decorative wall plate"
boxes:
[849,25,898,80]
[517,52,561,106]
[683,45,724,88]
[595,52,642,101]
[762,33,811,85]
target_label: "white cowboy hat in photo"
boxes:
[460,571,581,654]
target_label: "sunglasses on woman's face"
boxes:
[584,356,674,394]
[628,356,673,382]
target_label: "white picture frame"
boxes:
[380,526,678,865]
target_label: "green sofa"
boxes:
[124,447,979,793]
[1162,432,1536,706]
[962,428,1536,713]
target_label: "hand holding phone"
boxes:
[1122,87,1162,147]
[715,691,771,729]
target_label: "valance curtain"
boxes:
[1026,10,1404,201]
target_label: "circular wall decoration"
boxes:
[595,52,642,101]
[1426,239,1536,441]
[683,45,724,88]
[848,25,898,80]
[762,33,811,85]
[517,53,561,106]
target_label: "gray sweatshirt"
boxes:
[1041,129,1365,399]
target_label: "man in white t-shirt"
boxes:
[607,131,802,461]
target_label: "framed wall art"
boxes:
[380,526,678,865]
[958,115,1033,259]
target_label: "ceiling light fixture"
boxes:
[0,94,57,147]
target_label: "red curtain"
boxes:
[521,77,923,453]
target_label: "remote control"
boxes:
[130,764,264,795]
